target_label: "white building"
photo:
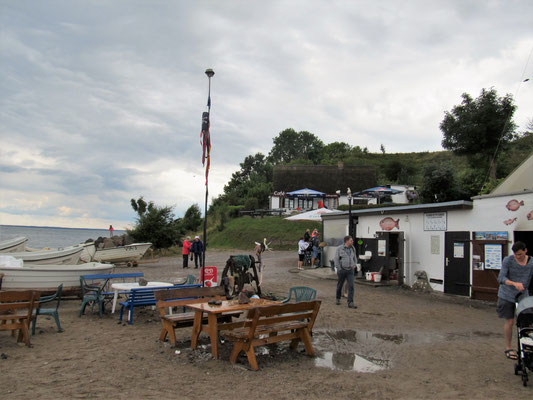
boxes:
[321,154,533,299]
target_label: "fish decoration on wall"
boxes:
[528,210,533,220]
[379,217,399,231]
[503,217,517,225]
[506,199,524,211]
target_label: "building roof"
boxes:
[273,164,376,193]
[321,200,473,219]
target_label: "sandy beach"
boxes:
[1,249,530,399]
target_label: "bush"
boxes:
[244,197,259,210]
[128,198,183,249]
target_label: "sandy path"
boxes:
[0,249,530,399]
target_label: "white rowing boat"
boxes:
[91,242,152,265]
[0,236,28,253]
[8,243,95,265]
[0,261,114,292]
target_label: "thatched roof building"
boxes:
[273,163,377,193]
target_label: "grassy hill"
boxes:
[207,216,321,250]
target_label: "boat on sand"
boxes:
[86,242,152,266]
[0,260,114,292]
[8,243,95,265]
[0,236,28,253]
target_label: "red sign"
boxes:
[201,266,217,287]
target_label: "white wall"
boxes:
[354,192,533,292]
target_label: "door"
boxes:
[374,232,390,275]
[390,232,405,285]
[444,231,470,296]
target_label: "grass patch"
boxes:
[207,216,321,250]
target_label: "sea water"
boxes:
[0,225,126,249]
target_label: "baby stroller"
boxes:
[514,295,533,386]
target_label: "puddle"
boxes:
[315,329,500,346]
[312,328,500,373]
[315,352,389,373]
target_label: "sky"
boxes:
[1,0,532,230]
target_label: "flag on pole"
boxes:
[200,111,211,185]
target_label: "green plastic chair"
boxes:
[282,286,317,303]
[79,276,105,318]
[185,274,197,284]
[32,284,63,334]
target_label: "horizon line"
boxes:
[0,224,127,231]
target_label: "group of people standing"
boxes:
[181,235,204,269]
[297,228,321,270]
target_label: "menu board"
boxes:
[484,244,503,270]
[424,212,447,231]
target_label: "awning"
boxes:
[285,208,338,220]
[286,188,326,198]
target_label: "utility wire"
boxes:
[482,45,533,190]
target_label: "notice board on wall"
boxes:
[424,212,447,231]
[484,244,503,270]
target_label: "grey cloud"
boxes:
[1,0,532,226]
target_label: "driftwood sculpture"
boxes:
[221,255,261,297]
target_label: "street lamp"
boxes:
[201,68,214,285]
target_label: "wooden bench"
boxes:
[223,300,321,370]
[0,290,40,347]
[155,286,241,347]
[119,284,201,325]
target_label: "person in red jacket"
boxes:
[182,236,192,268]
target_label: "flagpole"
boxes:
[202,68,214,286]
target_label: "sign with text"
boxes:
[474,231,508,240]
[424,212,447,231]
[201,266,218,287]
[484,244,503,270]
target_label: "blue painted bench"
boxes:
[79,273,146,317]
[119,284,202,325]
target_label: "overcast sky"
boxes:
[1,0,532,230]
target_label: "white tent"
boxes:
[284,208,339,221]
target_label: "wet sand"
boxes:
[1,249,530,399]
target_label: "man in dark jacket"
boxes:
[191,236,204,269]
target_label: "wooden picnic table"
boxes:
[188,298,280,359]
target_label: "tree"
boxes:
[419,163,461,203]
[268,128,324,164]
[182,204,202,232]
[130,197,149,216]
[440,88,517,179]
[320,141,352,163]
[222,153,273,208]
[384,160,416,183]
[380,144,386,154]
[127,199,182,249]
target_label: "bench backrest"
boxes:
[244,300,321,341]
[127,284,202,306]
[155,286,224,316]
[0,290,41,321]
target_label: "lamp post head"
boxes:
[347,188,352,199]
[205,68,215,78]
[335,190,341,196]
